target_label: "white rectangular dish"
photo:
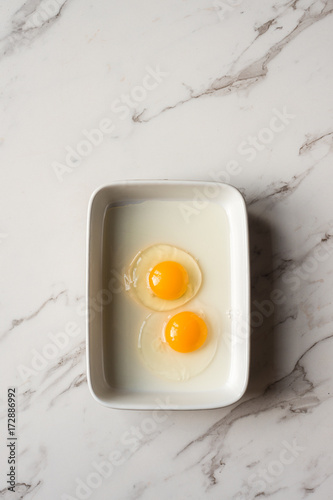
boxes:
[86,180,250,410]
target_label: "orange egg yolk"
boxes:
[148,261,189,300]
[164,311,208,353]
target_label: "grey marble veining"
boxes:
[0,0,333,499]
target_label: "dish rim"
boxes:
[86,179,250,410]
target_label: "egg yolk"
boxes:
[148,261,189,300]
[164,311,208,353]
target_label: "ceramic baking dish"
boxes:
[86,180,250,410]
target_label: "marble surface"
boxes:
[1,0,333,498]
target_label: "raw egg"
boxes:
[138,304,220,381]
[125,244,202,311]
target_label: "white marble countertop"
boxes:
[1,1,333,499]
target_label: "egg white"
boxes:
[138,303,221,381]
[125,244,202,311]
